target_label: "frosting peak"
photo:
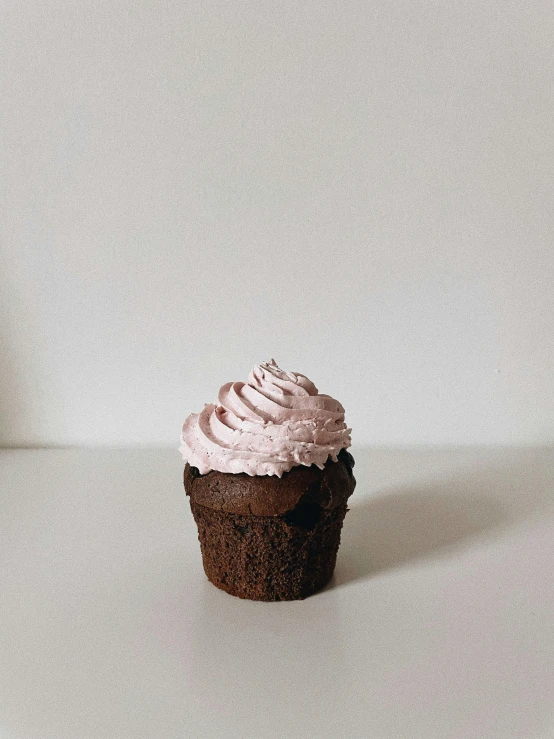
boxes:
[248,359,319,397]
[179,360,351,477]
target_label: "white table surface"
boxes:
[1,447,553,739]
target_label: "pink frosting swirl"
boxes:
[179,360,352,477]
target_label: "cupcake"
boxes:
[180,360,355,601]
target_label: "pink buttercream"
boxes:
[179,360,352,477]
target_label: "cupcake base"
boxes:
[190,498,349,601]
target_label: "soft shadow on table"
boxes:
[330,450,549,588]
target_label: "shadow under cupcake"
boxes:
[180,360,356,601]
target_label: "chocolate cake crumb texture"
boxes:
[184,450,356,601]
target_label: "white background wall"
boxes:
[1,0,553,448]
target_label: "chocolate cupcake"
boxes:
[180,360,355,601]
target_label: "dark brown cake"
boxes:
[184,449,356,601]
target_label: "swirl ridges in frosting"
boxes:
[179,360,352,477]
